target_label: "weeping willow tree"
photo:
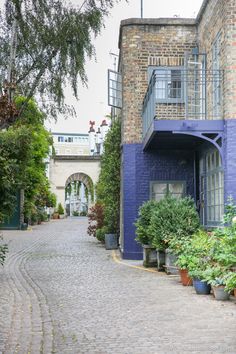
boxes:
[0,0,123,128]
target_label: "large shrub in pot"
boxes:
[149,196,200,251]
[135,200,159,246]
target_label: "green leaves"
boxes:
[0,234,8,266]
[0,0,122,122]
[0,96,53,223]
[96,118,121,234]
[135,200,159,246]
[149,196,200,251]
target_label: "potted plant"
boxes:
[183,230,213,294]
[203,266,230,301]
[188,269,211,295]
[57,203,65,218]
[225,272,236,297]
[149,196,200,274]
[175,253,195,286]
[135,200,159,268]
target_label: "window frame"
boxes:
[205,149,224,226]
[148,66,185,104]
[150,180,186,201]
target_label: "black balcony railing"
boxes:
[142,68,223,136]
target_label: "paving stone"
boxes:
[0,218,236,353]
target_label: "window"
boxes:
[148,67,184,103]
[150,181,185,201]
[58,136,64,142]
[212,32,221,117]
[206,150,224,224]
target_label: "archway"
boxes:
[65,172,94,216]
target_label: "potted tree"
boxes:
[149,196,200,274]
[135,200,159,267]
[57,203,65,219]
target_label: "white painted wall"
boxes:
[49,158,101,208]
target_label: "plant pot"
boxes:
[165,249,178,275]
[157,250,165,271]
[179,269,192,286]
[105,234,118,250]
[193,279,211,294]
[234,289,236,297]
[20,223,28,231]
[142,245,157,267]
[53,213,59,219]
[212,285,230,301]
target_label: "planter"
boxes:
[179,269,192,286]
[52,213,59,219]
[193,279,211,294]
[234,289,236,297]
[105,234,118,250]
[212,285,230,301]
[20,223,28,231]
[165,249,178,275]
[157,250,165,271]
[143,245,157,267]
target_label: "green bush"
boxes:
[149,196,200,251]
[96,227,107,243]
[181,230,213,278]
[135,200,159,245]
[72,211,79,216]
[57,203,64,215]
[225,272,236,292]
[0,234,8,266]
[80,211,87,216]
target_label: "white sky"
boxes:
[1,0,204,133]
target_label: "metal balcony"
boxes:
[142,68,223,137]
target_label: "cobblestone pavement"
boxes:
[0,217,236,354]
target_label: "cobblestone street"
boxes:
[0,217,236,354]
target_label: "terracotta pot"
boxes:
[179,269,192,286]
[234,289,236,297]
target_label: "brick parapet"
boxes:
[120,23,197,144]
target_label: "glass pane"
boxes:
[215,188,220,204]
[169,183,184,195]
[211,153,215,169]
[153,194,164,202]
[207,155,211,171]
[156,70,167,99]
[172,193,182,199]
[152,183,167,194]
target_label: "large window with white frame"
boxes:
[206,149,224,224]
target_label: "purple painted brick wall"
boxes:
[121,143,195,260]
[224,120,236,202]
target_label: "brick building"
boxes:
[113,0,236,259]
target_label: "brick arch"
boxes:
[65,172,94,199]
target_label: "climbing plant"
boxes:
[96,118,121,234]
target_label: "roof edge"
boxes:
[196,0,209,24]
[118,17,196,48]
